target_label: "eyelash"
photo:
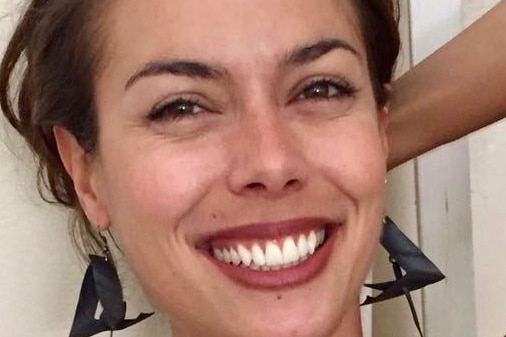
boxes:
[292,77,358,103]
[147,97,207,122]
[146,78,357,122]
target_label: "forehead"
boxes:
[101,0,365,72]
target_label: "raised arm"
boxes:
[387,0,506,169]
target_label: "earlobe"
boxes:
[53,127,110,231]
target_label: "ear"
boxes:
[53,126,110,231]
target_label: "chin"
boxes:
[236,295,355,337]
[168,286,355,337]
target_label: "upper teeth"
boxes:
[211,228,326,270]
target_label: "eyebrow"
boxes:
[125,60,222,89]
[125,38,359,90]
[284,38,360,65]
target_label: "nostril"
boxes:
[244,179,300,193]
[245,182,265,190]
[286,179,299,188]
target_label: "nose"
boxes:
[227,110,308,198]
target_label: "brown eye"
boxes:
[295,79,357,101]
[302,82,335,99]
[147,98,205,122]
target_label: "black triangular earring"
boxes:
[361,216,445,337]
[69,233,154,337]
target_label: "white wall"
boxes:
[464,1,506,337]
[470,120,506,337]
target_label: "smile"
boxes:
[199,218,339,289]
[211,228,326,270]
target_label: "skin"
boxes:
[388,0,506,169]
[55,0,389,336]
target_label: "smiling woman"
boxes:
[0,1,399,337]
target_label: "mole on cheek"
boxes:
[277,295,282,300]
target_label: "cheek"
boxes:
[98,138,228,236]
[302,115,387,198]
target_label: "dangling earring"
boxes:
[69,233,153,337]
[361,216,445,337]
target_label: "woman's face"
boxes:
[87,0,388,336]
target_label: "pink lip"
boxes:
[198,218,340,289]
[199,217,336,245]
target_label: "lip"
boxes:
[198,217,336,245]
[197,218,340,289]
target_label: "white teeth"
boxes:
[307,230,317,254]
[297,234,309,258]
[222,249,232,264]
[211,228,327,270]
[237,244,252,267]
[251,244,266,266]
[265,242,283,267]
[230,248,241,266]
[213,248,224,261]
[282,236,300,264]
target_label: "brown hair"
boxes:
[0,0,109,256]
[352,0,400,106]
[0,0,400,258]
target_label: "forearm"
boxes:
[388,0,506,169]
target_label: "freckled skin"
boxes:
[77,0,388,336]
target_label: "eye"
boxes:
[147,97,207,122]
[294,78,357,102]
